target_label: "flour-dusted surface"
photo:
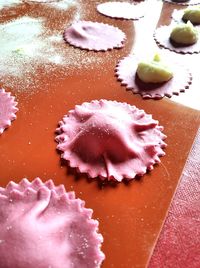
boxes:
[56,99,167,181]
[0,89,18,134]
[0,11,112,94]
[0,17,48,77]
[0,178,105,268]
[0,0,22,10]
[47,0,78,10]
[0,1,200,267]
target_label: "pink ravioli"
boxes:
[0,88,18,134]
[0,178,105,268]
[64,21,126,51]
[154,25,200,54]
[163,0,200,6]
[97,1,145,20]
[172,9,200,26]
[55,99,167,182]
[116,55,192,99]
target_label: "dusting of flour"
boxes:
[48,0,77,10]
[0,17,47,77]
[0,14,105,94]
[47,0,81,21]
[0,0,22,9]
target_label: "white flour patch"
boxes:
[0,15,106,95]
[47,0,81,21]
[48,0,77,10]
[0,0,22,9]
[0,16,59,77]
[0,16,67,93]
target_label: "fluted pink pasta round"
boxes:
[116,54,192,99]
[56,99,167,182]
[64,21,126,51]
[0,178,105,268]
[154,25,200,54]
[97,1,145,20]
[0,88,18,134]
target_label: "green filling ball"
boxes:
[170,21,198,45]
[136,54,173,83]
[182,7,200,24]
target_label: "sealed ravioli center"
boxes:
[56,100,167,181]
[71,111,137,163]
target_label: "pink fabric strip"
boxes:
[148,128,200,268]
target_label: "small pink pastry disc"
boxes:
[172,9,200,26]
[0,178,105,268]
[97,1,145,20]
[116,55,192,99]
[154,25,200,54]
[163,0,200,6]
[64,21,126,51]
[56,99,167,182]
[0,88,18,134]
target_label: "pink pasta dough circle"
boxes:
[154,25,200,54]
[97,1,145,20]
[56,100,167,182]
[0,88,18,134]
[0,178,105,268]
[115,55,192,99]
[172,9,200,26]
[64,21,126,51]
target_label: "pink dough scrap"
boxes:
[0,178,105,268]
[56,99,167,182]
[64,21,126,51]
[97,1,145,20]
[0,88,18,135]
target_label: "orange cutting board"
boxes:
[0,1,200,267]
